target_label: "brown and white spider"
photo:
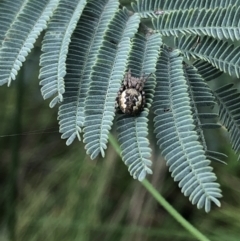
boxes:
[116,69,151,115]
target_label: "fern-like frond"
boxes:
[215,84,240,159]
[175,35,240,78]
[39,0,87,108]
[132,0,239,18]
[0,0,59,86]
[116,33,162,181]
[185,65,216,107]
[193,60,228,164]
[83,9,140,159]
[193,60,223,81]
[58,0,119,146]
[184,65,225,164]
[152,6,240,41]
[0,0,23,48]
[206,150,227,165]
[152,47,222,212]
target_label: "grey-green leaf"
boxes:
[0,0,59,86]
[193,60,223,81]
[58,0,119,145]
[152,6,240,41]
[39,0,87,108]
[83,9,140,159]
[184,64,225,164]
[175,35,240,78]
[215,84,240,159]
[153,47,222,212]
[116,33,162,181]
[132,0,240,18]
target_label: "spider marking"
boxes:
[116,69,151,115]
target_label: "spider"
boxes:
[116,69,151,115]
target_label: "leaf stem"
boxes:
[141,179,210,241]
[109,133,211,241]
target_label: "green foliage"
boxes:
[152,47,221,212]
[215,84,240,160]
[58,0,119,146]
[39,0,87,108]
[1,0,240,214]
[84,9,140,159]
[116,33,162,181]
[152,6,240,41]
[131,0,240,18]
[175,35,240,78]
[0,0,59,86]
[184,65,226,165]
[193,60,223,82]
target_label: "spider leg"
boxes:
[128,77,134,88]
[142,91,146,110]
[115,88,123,108]
[145,72,153,82]
[127,69,132,87]
[140,72,144,79]
[124,71,128,86]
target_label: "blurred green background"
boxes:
[1,33,240,241]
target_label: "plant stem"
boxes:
[141,179,210,241]
[108,133,211,241]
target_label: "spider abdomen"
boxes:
[116,69,150,116]
[119,88,144,115]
